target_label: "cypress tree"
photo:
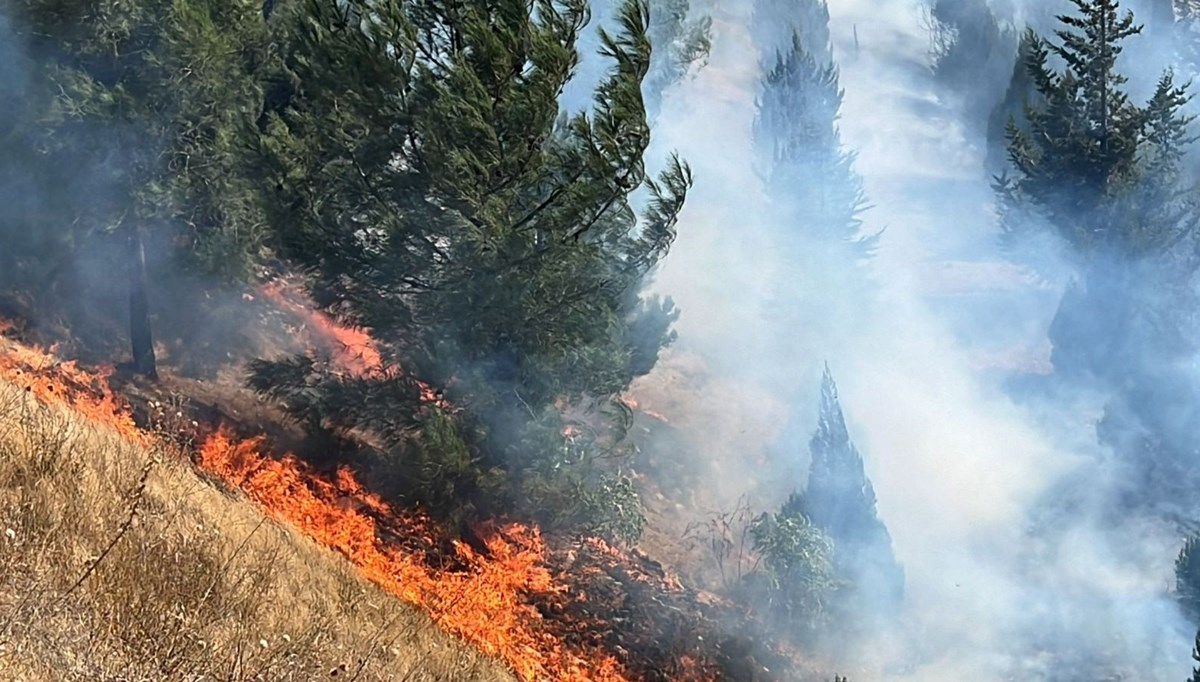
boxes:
[1177,534,1200,621]
[751,0,831,67]
[753,31,874,261]
[926,0,1018,131]
[785,366,904,615]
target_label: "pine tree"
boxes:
[249,0,691,538]
[643,0,711,120]
[785,365,904,615]
[997,0,1200,510]
[997,0,1148,256]
[997,0,1199,376]
[2,0,280,373]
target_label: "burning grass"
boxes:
[0,323,814,681]
[196,427,630,681]
[0,350,514,680]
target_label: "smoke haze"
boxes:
[637,0,1197,678]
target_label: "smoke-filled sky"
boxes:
[636,0,1197,678]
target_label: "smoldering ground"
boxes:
[636,0,1199,678]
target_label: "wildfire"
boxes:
[259,279,384,376]
[197,428,628,681]
[0,326,633,681]
[620,395,670,424]
[259,279,447,406]
[0,334,149,447]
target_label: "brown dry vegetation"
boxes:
[0,378,515,682]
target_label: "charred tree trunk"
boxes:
[127,224,158,379]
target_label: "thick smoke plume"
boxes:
[638,0,1198,678]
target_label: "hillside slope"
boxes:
[0,374,514,681]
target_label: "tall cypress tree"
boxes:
[753,31,874,261]
[785,366,904,615]
[926,0,1018,131]
[1176,534,1200,621]
[751,0,831,68]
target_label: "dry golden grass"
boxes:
[0,380,515,682]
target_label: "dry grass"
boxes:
[0,380,515,682]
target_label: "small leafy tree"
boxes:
[744,508,837,635]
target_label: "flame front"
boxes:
[259,279,447,406]
[0,327,631,681]
[197,428,628,681]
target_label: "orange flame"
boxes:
[259,279,383,376]
[0,336,150,447]
[0,329,630,681]
[259,279,448,407]
[197,428,629,681]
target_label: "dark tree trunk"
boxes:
[127,224,158,379]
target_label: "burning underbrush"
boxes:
[0,322,810,681]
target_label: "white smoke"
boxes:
[637,0,1197,678]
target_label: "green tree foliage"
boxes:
[248,0,691,539]
[643,0,712,120]
[753,32,873,261]
[742,508,837,636]
[996,0,1200,509]
[1177,534,1200,621]
[924,0,1018,130]
[1,0,280,370]
[751,0,831,67]
[995,0,1199,260]
[785,366,904,615]
[986,30,1040,173]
